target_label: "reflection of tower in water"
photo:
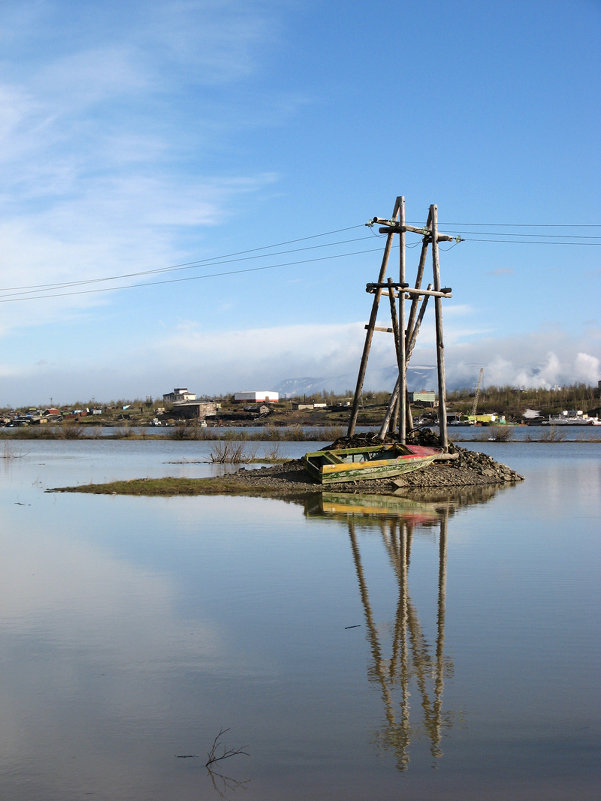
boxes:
[347,508,452,771]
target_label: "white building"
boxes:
[234,391,279,403]
[163,387,197,403]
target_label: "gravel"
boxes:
[225,431,523,497]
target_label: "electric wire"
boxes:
[374,227,601,246]
[448,231,601,239]
[456,238,600,245]
[0,225,368,294]
[0,245,388,304]
[1,219,599,304]
[408,221,601,228]
[0,234,376,299]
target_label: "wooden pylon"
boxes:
[347,198,455,451]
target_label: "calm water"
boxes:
[1,440,599,800]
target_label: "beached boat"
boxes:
[303,443,440,485]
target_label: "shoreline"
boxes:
[2,426,600,444]
[49,445,525,498]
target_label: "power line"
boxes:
[1,218,600,305]
[446,231,601,239]
[460,238,601,245]
[0,225,368,294]
[0,245,387,304]
[408,220,601,228]
[375,227,601,246]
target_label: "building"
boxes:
[466,413,505,425]
[168,401,219,421]
[234,391,279,403]
[163,387,197,403]
[409,391,436,407]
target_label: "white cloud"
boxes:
[2,310,600,405]
[446,330,601,390]
[0,0,287,340]
[574,352,600,383]
[145,0,280,84]
[2,315,600,405]
[35,46,149,106]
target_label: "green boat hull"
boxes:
[303,444,439,485]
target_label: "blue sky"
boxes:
[0,0,599,406]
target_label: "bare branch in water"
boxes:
[205,728,249,767]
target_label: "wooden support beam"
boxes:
[406,207,432,346]
[365,325,394,333]
[379,286,431,442]
[367,282,409,291]
[372,218,430,236]
[348,197,401,436]
[398,198,406,442]
[406,284,432,360]
[367,285,452,300]
[388,277,405,442]
[378,226,455,242]
[431,204,449,452]
[378,376,399,440]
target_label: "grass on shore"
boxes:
[0,423,347,442]
[48,475,307,498]
[5,423,600,446]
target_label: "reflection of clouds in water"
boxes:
[0,534,220,661]
[0,524,250,800]
[158,492,304,528]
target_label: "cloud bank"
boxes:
[2,319,599,405]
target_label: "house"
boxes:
[163,387,197,403]
[234,391,279,403]
[168,401,218,421]
[409,391,436,407]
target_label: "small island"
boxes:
[50,433,523,498]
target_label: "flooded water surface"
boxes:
[1,440,599,800]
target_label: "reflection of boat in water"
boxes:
[319,492,441,525]
[303,484,503,524]
[303,443,440,485]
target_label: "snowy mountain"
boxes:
[275,365,439,398]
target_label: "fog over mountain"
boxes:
[4,320,599,407]
[276,366,439,398]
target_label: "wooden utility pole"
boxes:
[398,197,406,442]
[347,197,401,436]
[430,205,449,451]
[347,197,457,451]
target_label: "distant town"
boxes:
[1,381,600,431]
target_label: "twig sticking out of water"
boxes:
[205,728,248,767]
[209,442,255,463]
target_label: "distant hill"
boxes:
[275,365,439,398]
[275,376,354,398]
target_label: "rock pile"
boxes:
[392,445,523,489]
[227,430,523,496]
